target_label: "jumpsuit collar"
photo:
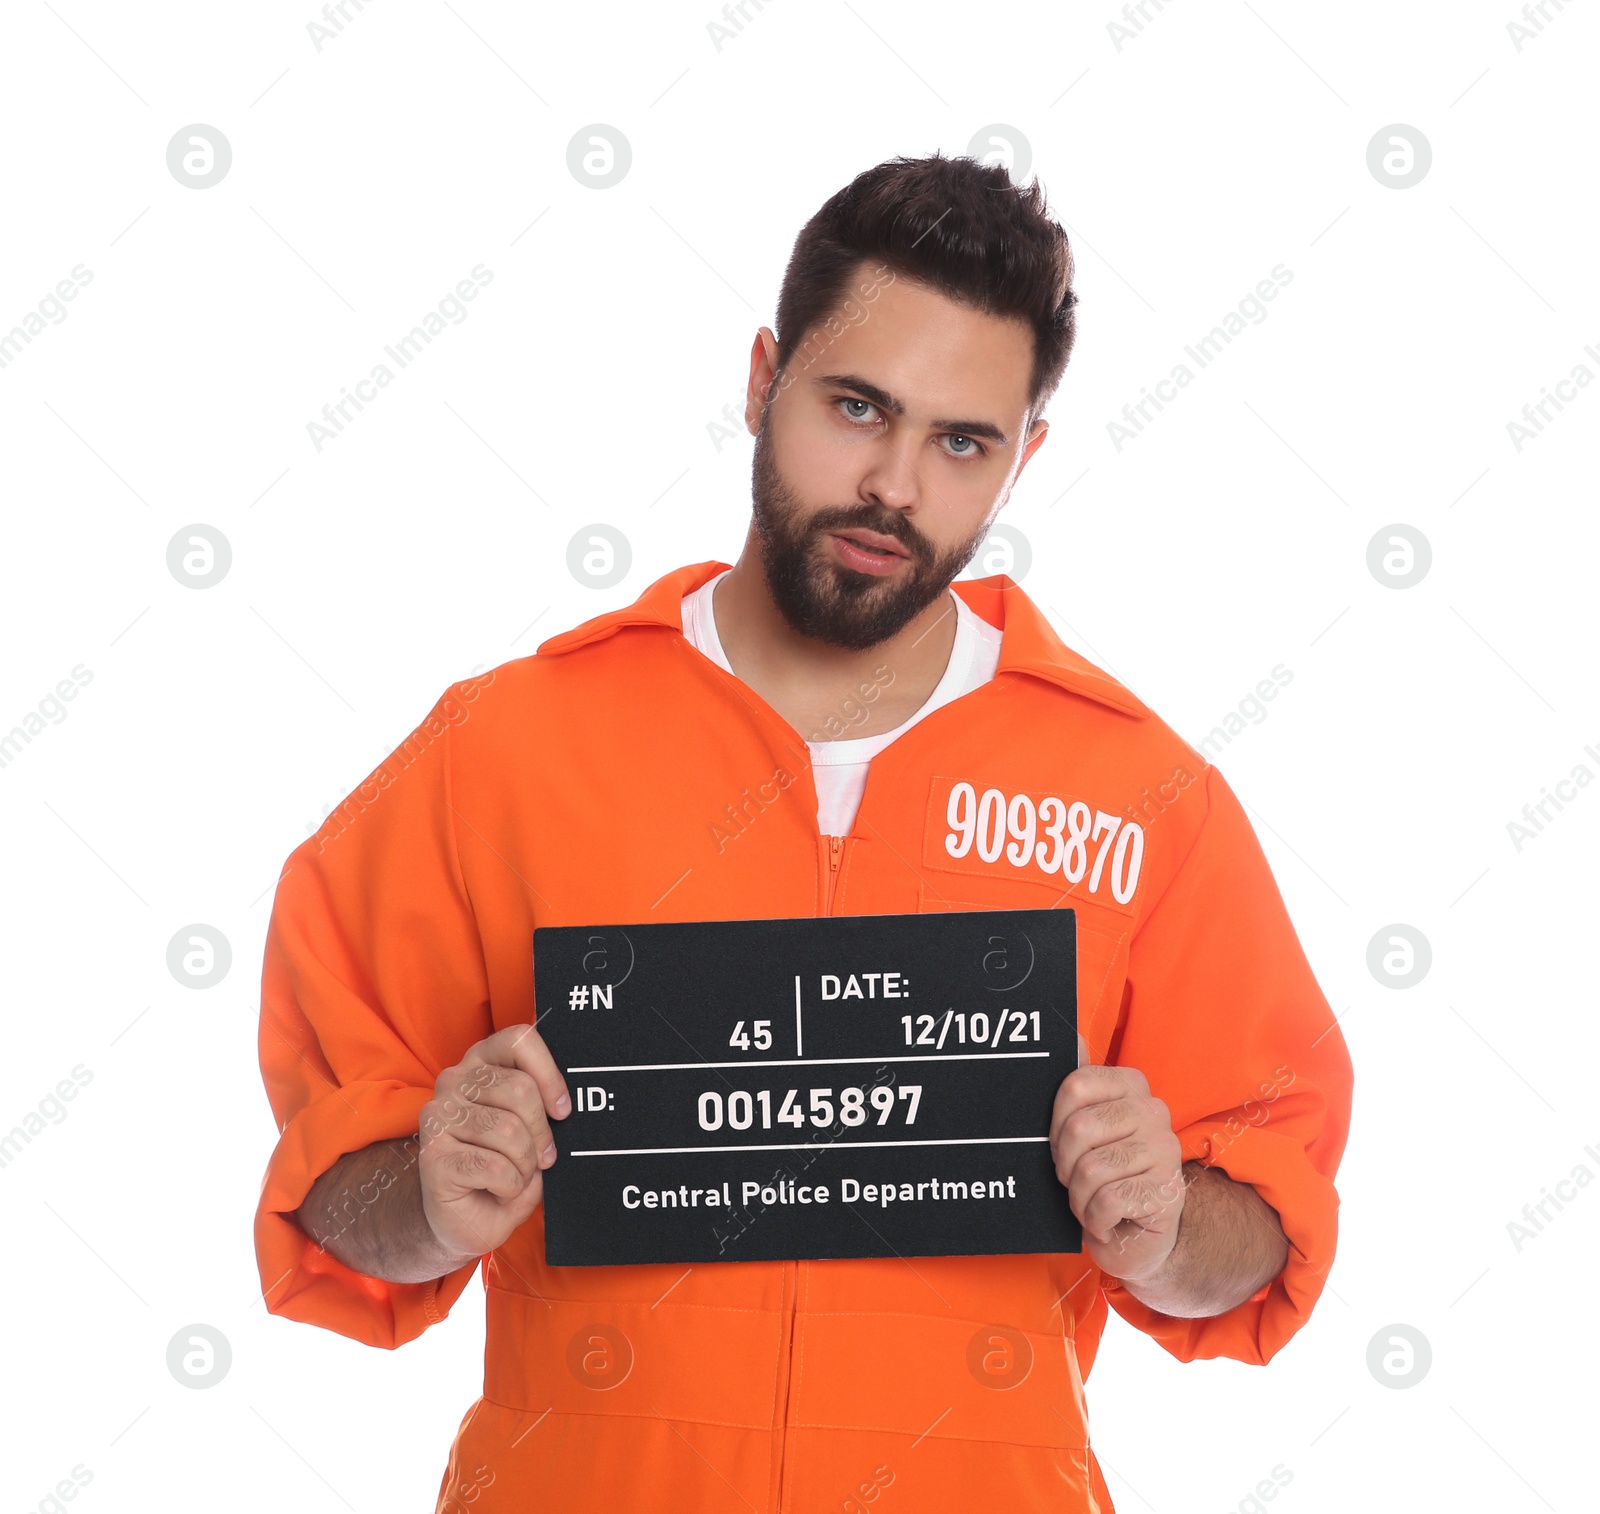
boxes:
[536,559,1148,719]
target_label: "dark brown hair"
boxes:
[772,152,1078,424]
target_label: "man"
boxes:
[255,152,1352,1512]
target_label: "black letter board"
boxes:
[533,909,1080,1266]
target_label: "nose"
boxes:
[857,434,921,515]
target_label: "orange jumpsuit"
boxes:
[254,560,1353,1512]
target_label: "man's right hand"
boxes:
[417,1023,571,1267]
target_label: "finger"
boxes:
[447,1066,557,1168]
[464,1023,571,1120]
[425,1095,542,1184]
[1080,1170,1181,1244]
[1065,1138,1164,1227]
[1051,1066,1151,1133]
[1051,1097,1143,1179]
[424,1131,533,1203]
[1084,1216,1166,1275]
[1077,1032,1089,1069]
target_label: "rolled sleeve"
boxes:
[253,685,496,1348]
[1102,763,1352,1364]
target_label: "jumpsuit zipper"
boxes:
[775,832,846,1510]
[823,833,844,914]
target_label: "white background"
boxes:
[2,2,1596,1510]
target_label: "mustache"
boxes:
[805,505,934,564]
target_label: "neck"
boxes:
[709,525,961,743]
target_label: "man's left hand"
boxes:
[1050,1040,1187,1282]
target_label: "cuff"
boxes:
[1102,1122,1340,1365]
[254,1080,481,1349]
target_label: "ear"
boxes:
[992,417,1051,513]
[1017,415,1050,474]
[746,327,781,432]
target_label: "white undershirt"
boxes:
[680,570,1003,836]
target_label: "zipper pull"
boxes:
[829,835,842,869]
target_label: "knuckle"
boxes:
[420,1098,457,1142]
[470,1103,504,1139]
[1098,1177,1135,1213]
[1063,1108,1098,1143]
[1096,1141,1133,1175]
[454,1143,509,1185]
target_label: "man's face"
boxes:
[748,265,1048,651]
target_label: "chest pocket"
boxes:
[920,774,1147,920]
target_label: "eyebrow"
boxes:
[812,372,1010,447]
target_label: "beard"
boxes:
[749,418,991,652]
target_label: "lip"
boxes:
[828,530,909,578]
[828,528,908,559]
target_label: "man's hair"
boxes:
[773,152,1078,424]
